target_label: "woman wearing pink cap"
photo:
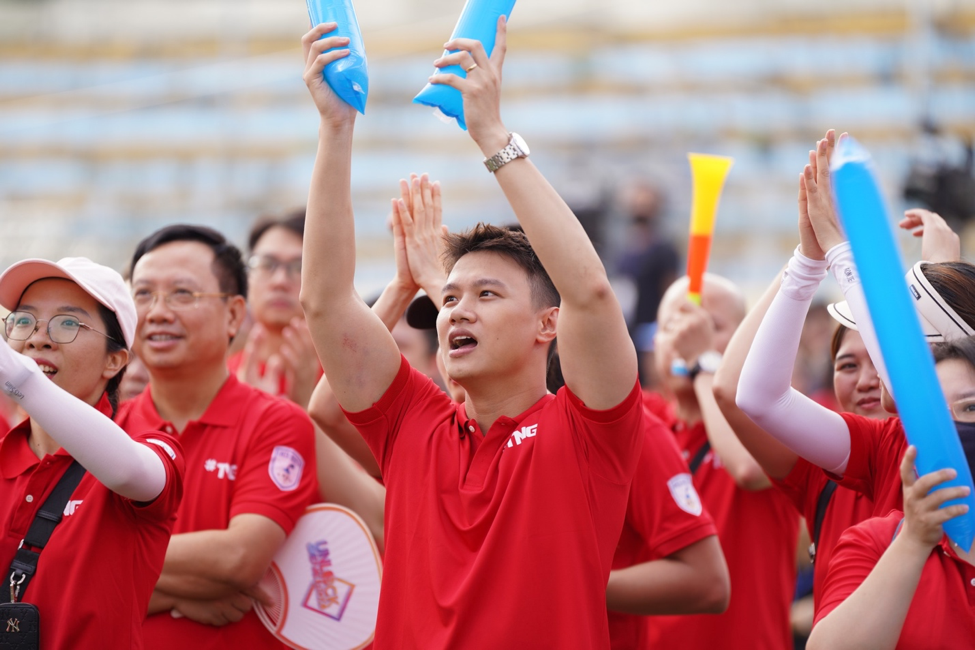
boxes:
[0,257,184,649]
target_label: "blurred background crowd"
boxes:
[1,0,974,297]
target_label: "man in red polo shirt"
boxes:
[300,19,643,649]
[647,275,800,650]
[229,209,323,408]
[118,224,318,650]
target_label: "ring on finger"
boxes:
[465,62,478,73]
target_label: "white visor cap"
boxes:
[827,261,975,343]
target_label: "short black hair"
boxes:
[443,223,560,310]
[248,208,306,253]
[130,224,248,298]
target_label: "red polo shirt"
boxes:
[645,413,799,650]
[828,414,906,518]
[772,457,875,612]
[344,356,644,650]
[117,375,318,650]
[0,394,184,650]
[816,510,975,648]
[609,409,718,649]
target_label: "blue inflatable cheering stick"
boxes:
[413,0,516,130]
[306,0,369,114]
[831,137,975,551]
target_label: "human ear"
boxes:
[226,295,248,342]
[536,306,558,344]
[102,348,130,381]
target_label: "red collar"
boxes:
[130,374,248,430]
[0,393,112,478]
[456,392,554,437]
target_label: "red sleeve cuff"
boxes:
[563,378,643,423]
[230,501,304,536]
[651,523,718,560]
[343,355,412,424]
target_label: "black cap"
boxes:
[406,295,439,330]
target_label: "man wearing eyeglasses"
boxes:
[229,209,322,408]
[117,224,318,650]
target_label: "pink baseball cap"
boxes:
[0,257,137,348]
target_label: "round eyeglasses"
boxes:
[248,255,302,279]
[4,312,118,345]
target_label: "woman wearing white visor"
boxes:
[0,257,183,649]
[733,131,975,647]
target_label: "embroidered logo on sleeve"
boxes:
[63,500,83,516]
[146,438,177,460]
[269,446,305,491]
[667,473,703,516]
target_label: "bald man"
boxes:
[643,275,800,650]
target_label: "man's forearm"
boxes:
[302,121,357,315]
[490,157,610,307]
[372,277,418,332]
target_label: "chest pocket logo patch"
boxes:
[269,446,305,492]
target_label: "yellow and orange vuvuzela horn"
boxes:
[686,153,734,305]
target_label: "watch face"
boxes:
[699,351,722,373]
[511,133,530,156]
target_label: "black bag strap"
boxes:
[5,461,86,602]
[688,441,711,475]
[808,479,839,564]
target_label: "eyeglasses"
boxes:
[4,312,119,344]
[248,255,302,279]
[132,288,231,311]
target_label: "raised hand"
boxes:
[278,318,321,409]
[803,129,846,252]
[388,191,420,296]
[898,208,961,263]
[797,166,826,261]
[235,324,284,397]
[669,301,716,367]
[429,16,510,155]
[301,23,356,127]
[0,336,39,399]
[899,445,970,551]
[395,173,448,299]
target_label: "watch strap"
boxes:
[484,134,525,173]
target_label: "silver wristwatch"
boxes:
[483,133,530,173]
[689,351,723,382]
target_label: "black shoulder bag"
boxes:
[688,440,711,475]
[808,479,839,564]
[1,461,86,650]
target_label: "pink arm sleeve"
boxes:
[736,248,852,474]
[0,344,166,502]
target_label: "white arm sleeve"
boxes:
[0,345,166,502]
[825,242,893,395]
[737,247,852,474]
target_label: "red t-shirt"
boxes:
[816,510,975,648]
[645,413,799,650]
[0,395,184,650]
[609,409,717,649]
[829,413,906,517]
[117,376,318,650]
[344,356,644,650]
[772,457,875,611]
